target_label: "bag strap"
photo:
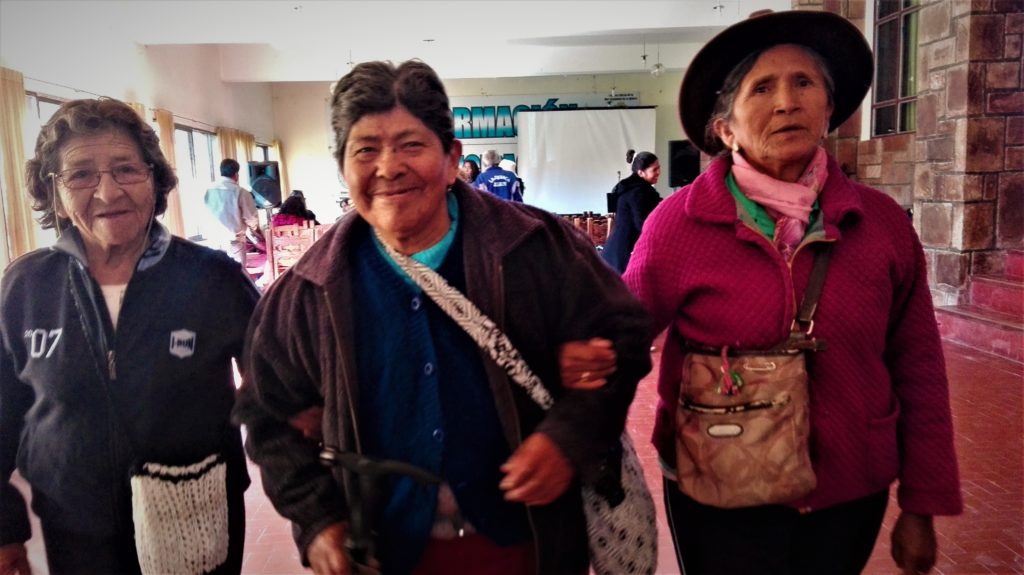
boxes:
[375,236,554,410]
[794,243,832,334]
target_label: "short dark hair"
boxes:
[25,98,177,230]
[220,158,240,178]
[278,195,308,217]
[329,60,455,170]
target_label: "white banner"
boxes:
[450,93,639,167]
[517,108,656,215]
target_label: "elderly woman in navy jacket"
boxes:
[0,98,255,574]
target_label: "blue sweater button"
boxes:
[432,428,445,442]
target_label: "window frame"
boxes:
[871,0,920,137]
[173,124,217,240]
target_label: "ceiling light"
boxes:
[651,63,665,77]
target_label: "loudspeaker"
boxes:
[668,140,700,188]
[607,192,618,214]
[248,161,281,208]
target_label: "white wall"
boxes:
[146,46,274,142]
[1,2,155,105]
[271,82,341,226]
[0,3,274,142]
[272,70,686,223]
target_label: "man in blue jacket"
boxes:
[473,150,522,202]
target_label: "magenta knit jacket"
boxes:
[624,155,963,516]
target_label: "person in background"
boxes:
[235,60,651,575]
[601,151,661,274]
[474,150,521,202]
[205,158,259,267]
[498,158,525,198]
[0,98,255,574]
[272,193,319,227]
[621,10,961,575]
[459,158,480,184]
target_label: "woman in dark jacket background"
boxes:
[601,151,662,273]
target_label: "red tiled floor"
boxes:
[17,341,1022,574]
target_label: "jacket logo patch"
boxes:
[24,328,62,358]
[169,329,196,359]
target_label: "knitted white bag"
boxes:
[581,433,658,574]
[130,453,229,575]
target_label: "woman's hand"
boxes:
[559,338,617,390]
[308,523,350,575]
[288,406,324,441]
[891,512,937,575]
[499,432,574,506]
[0,543,31,575]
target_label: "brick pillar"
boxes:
[913,1,1022,304]
[767,1,1019,306]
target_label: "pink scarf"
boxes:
[731,147,829,260]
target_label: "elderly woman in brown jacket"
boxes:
[235,60,652,575]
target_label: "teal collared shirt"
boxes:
[372,192,459,285]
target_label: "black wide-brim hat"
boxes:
[680,10,874,155]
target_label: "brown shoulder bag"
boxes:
[674,245,830,508]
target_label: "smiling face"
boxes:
[342,105,462,254]
[55,129,155,260]
[714,44,834,182]
[638,160,661,185]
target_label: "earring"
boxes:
[731,141,740,153]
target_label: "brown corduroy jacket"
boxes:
[235,181,653,572]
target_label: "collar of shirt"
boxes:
[372,192,460,286]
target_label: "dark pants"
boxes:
[663,477,888,575]
[39,485,246,575]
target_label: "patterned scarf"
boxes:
[731,147,829,260]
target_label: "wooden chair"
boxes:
[312,223,332,242]
[266,222,316,281]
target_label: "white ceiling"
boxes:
[2,0,791,82]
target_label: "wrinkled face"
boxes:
[638,161,661,185]
[55,129,155,257]
[714,44,833,181]
[342,105,461,253]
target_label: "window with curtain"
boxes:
[872,0,919,136]
[173,124,217,240]
[22,92,65,249]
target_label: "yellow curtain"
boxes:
[0,67,35,264]
[270,139,290,197]
[153,108,186,237]
[216,127,255,187]
[126,101,146,120]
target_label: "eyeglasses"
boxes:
[51,163,153,190]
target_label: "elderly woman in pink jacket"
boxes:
[567,9,961,575]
